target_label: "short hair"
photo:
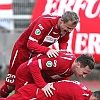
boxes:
[61,11,79,25]
[75,54,95,69]
[92,90,100,100]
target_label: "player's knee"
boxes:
[0,84,14,98]
[7,85,15,92]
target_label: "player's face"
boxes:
[74,65,92,78]
[60,20,76,35]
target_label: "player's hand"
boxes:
[42,83,55,97]
[46,49,59,58]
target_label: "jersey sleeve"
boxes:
[27,40,50,54]
[28,57,58,88]
[58,33,70,50]
[27,17,51,54]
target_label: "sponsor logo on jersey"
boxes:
[46,61,52,67]
[35,29,41,35]
[44,35,58,43]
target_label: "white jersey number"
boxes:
[6,74,16,83]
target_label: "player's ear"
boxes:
[60,18,64,23]
[61,18,63,21]
[76,62,81,68]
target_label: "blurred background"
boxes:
[0,0,100,91]
[0,0,36,79]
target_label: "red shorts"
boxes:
[5,45,29,86]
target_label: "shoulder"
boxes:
[54,81,83,94]
[42,14,60,19]
[41,14,60,25]
[59,51,76,60]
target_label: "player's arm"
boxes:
[28,59,47,88]
[58,33,69,51]
[28,57,56,97]
[27,19,58,57]
[27,20,50,54]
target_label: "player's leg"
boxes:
[0,45,28,98]
[0,84,37,100]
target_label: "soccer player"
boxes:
[0,11,79,97]
[14,51,95,97]
[0,80,99,100]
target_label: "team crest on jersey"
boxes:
[46,61,52,67]
[35,29,41,35]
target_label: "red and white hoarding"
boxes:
[0,0,13,30]
[31,0,100,63]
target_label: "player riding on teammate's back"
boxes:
[14,51,95,97]
[0,80,99,100]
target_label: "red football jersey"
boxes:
[4,14,70,90]
[3,80,92,100]
[37,80,92,100]
[15,51,76,91]
[15,14,70,58]
[0,14,71,98]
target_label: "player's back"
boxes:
[37,80,91,100]
[16,51,76,81]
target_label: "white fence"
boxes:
[0,14,32,79]
[0,15,31,33]
[0,0,35,79]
